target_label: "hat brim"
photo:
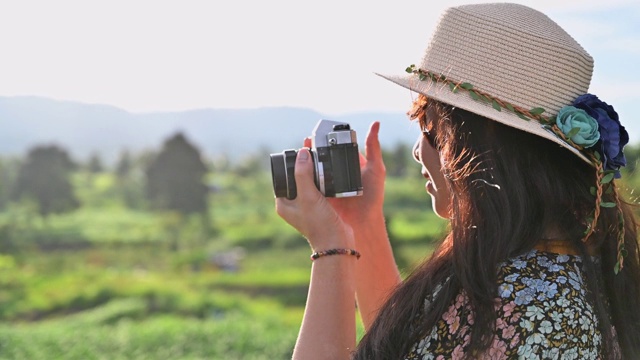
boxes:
[376,72,591,164]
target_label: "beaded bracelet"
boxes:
[310,248,361,261]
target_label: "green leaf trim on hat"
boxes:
[405,64,555,125]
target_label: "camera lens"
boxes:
[270,150,298,199]
[270,153,288,198]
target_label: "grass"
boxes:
[0,240,373,359]
[1,141,638,359]
[0,170,447,358]
[0,301,300,360]
[1,160,638,358]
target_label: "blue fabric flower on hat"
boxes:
[573,94,628,177]
[556,106,600,147]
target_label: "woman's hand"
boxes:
[278,149,359,360]
[277,121,398,333]
[275,148,354,250]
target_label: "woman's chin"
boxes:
[430,197,451,219]
[433,206,447,219]
[426,182,451,219]
[425,180,434,194]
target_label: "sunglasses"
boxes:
[422,128,437,148]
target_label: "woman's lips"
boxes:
[422,170,434,193]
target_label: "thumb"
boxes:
[294,148,320,199]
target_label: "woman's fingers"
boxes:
[274,149,319,233]
[364,122,386,179]
[303,137,312,148]
[293,148,320,199]
[275,148,351,245]
[365,122,383,166]
[365,122,381,159]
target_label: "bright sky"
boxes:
[0,0,638,122]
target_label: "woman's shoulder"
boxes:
[496,249,595,320]
[406,250,604,359]
[493,250,601,358]
[498,249,587,288]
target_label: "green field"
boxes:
[1,141,638,359]
[0,166,448,359]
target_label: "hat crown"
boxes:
[420,3,593,115]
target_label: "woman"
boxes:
[275,3,640,359]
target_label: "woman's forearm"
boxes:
[353,213,402,329]
[292,253,358,360]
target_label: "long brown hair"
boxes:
[353,95,640,359]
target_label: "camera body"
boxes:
[270,119,363,200]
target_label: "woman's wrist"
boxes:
[308,225,355,253]
[350,213,387,238]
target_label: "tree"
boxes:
[0,157,18,210]
[232,153,264,178]
[115,149,132,179]
[231,146,271,178]
[145,132,209,214]
[86,152,104,173]
[112,149,146,209]
[12,145,79,217]
[383,143,412,178]
[621,143,640,203]
[624,143,639,174]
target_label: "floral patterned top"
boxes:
[405,250,612,359]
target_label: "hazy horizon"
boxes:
[1,0,638,115]
[2,1,638,158]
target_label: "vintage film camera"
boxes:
[270,119,363,200]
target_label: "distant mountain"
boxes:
[0,96,418,163]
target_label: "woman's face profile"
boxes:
[413,129,452,219]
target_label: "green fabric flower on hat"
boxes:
[556,106,600,148]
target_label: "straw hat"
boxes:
[377,3,593,163]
